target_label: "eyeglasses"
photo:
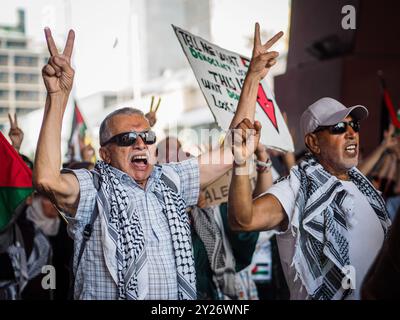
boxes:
[313,120,360,135]
[101,130,156,147]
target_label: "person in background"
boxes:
[358,124,398,177]
[1,115,73,300]
[155,137,260,300]
[361,206,400,299]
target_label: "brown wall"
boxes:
[275,0,400,156]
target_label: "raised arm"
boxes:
[228,23,286,232]
[252,144,273,198]
[358,124,397,176]
[33,28,80,215]
[198,23,283,187]
[228,120,286,231]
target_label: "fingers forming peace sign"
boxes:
[249,23,284,80]
[42,28,75,95]
[8,112,24,151]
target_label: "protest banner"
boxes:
[173,25,294,152]
[202,168,257,207]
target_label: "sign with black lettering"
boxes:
[173,25,294,152]
[202,168,257,207]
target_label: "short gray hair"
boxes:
[99,107,145,146]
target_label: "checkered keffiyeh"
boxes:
[288,156,391,300]
[191,206,237,299]
[95,161,196,300]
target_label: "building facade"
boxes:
[0,9,47,128]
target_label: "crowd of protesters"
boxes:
[0,23,399,300]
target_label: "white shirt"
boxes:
[266,178,384,300]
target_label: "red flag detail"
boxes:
[257,84,279,132]
[0,132,32,188]
[383,89,400,129]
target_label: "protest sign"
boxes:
[202,168,257,207]
[173,25,294,152]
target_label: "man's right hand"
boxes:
[34,28,80,217]
[42,28,75,97]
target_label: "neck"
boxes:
[316,156,350,181]
[135,178,148,189]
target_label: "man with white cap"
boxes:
[228,97,391,300]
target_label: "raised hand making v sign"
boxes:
[228,23,285,232]
[248,23,283,81]
[228,23,283,167]
[230,23,283,129]
[33,28,80,215]
[8,112,24,152]
[42,28,75,96]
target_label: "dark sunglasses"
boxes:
[314,120,360,135]
[101,130,157,147]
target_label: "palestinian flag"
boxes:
[379,72,400,139]
[67,100,87,162]
[0,131,33,231]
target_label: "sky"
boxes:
[0,0,290,99]
[0,0,291,158]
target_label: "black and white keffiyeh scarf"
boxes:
[288,155,391,300]
[1,223,51,299]
[191,206,237,299]
[94,161,196,300]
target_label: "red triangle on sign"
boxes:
[240,56,250,68]
[257,84,279,132]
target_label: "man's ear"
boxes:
[99,147,111,164]
[304,133,321,155]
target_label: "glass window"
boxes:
[0,55,8,66]
[14,56,38,67]
[15,90,39,101]
[14,73,39,84]
[6,40,26,49]
[0,90,9,99]
[0,106,10,117]
[0,73,8,83]
[16,107,36,115]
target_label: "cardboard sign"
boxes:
[173,25,294,152]
[202,168,257,207]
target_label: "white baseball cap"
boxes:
[300,97,369,137]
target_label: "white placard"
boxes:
[173,25,294,152]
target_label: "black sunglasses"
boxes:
[314,120,360,135]
[101,130,157,147]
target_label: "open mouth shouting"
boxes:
[131,154,149,170]
[344,143,358,157]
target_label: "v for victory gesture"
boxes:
[8,112,23,152]
[42,28,75,97]
[34,28,80,216]
[249,23,283,81]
